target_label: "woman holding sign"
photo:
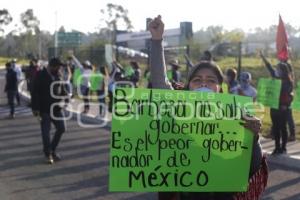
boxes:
[260,51,294,154]
[149,15,267,200]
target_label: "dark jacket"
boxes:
[31,68,65,114]
[5,68,18,92]
[263,61,293,108]
[23,64,39,92]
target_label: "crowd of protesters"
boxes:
[2,12,300,200]
[4,47,296,159]
[2,18,296,183]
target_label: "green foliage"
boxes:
[206,25,224,45]
[224,29,245,43]
[0,56,29,68]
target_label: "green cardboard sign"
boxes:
[257,78,281,109]
[110,88,254,192]
[167,70,173,80]
[292,82,300,111]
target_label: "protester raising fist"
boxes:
[148,15,164,40]
[149,15,267,200]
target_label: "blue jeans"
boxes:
[40,111,65,157]
[97,90,105,115]
[80,85,90,110]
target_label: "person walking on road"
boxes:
[4,62,18,119]
[11,59,22,105]
[31,57,66,164]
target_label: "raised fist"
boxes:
[148,15,164,40]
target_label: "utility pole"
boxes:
[237,42,242,80]
[54,11,58,57]
[38,29,42,59]
[186,45,190,79]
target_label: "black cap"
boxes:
[5,62,11,68]
[49,57,63,67]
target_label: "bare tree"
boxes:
[20,9,40,57]
[0,9,13,35]
[100,3,133,44]
[20,9,40,34]
[206,26,224,45]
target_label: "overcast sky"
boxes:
[2,0,300,34]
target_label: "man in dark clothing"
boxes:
[23,58,40,105]
[32,58,66,164]
[4,62,18,119]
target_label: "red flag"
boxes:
[276,15,289,61]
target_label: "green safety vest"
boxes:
[73,68,82,86]
[124,66,134,77]
[90,72,104,91]
[221,83,228,93]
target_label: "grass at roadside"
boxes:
[0,57,29,69]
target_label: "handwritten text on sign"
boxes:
[257,78,281,109]
[110,88,254,192]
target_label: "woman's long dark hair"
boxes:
[185,61,224,90]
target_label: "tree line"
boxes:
[1,5,300,61]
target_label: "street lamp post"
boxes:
[54,11,58,57]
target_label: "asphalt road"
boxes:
[0,106,157,200]
[0,70,156,200]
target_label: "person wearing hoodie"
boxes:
[4,62,18,119]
